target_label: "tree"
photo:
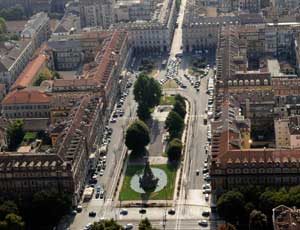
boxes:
[5,213,25,230]
[137,104,151,121]
[218,223,237,230]
[0,18,6,34]
[249,210,267,230]
[165,111,184,138]
[174,94,185,107]
[217,191,245,223]
[173,100,186,119]
[125,120,150,152]
[166,138,182,162]
[0,5,25,21]
[91,219,123,230]
[7,120,25,151]
[0,201,19,220]
[0,221,7,230]
[134,74,162,120]
[31,190,72,228]
[139,218,158,230]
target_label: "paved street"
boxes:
[67,0,216,227]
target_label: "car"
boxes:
[99,169,104,176]
[84,223,92,230]
[112,112,118,118]
[196,170,200,175]
[202,168,209,174]
[198,220,208,227]
[71,210,77,215]
[110,118,117,123]
[120,209,128,215]
[205,194,209,201]
[139,208,146,214]
[204,163,208,168]
[204,175,211,181]
[89,211,96,217]
[96,185,101,192]
[168,208,176,215]
[204,188,211,194]
[95,192,100,198]
[202,184,210,190]
[124,223,134,230]
[196,88,200,92]
[202,211,210,217]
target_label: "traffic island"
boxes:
[118,164,177,202]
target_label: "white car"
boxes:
[99,169,104,176]
[198,220,208,227]
[124,223,133,229]
[205,194,209,201]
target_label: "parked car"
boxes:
[88,211,96,217]
[120,209,128,215]
[198,220,208,227]
[202,211,210,217]
[168,208,176,215]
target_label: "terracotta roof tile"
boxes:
[2,89,51,105]
[11,54,47,91]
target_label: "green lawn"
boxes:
[119,164,177,201]
[160,95,175,105]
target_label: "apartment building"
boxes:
[79,0,115,29]
[0,94,103,204]
[0,13,50,88]
[275,116,300,149]
[114,0,153,22]
[113,0,177,53]
[1,89,51,120]
[210,24,300,196]
[0,40,35,87]
[182,2,240,52]
[48,30,130,120]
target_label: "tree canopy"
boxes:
[134,74,162,120]
[218,223,237,230]
[91,219,123,230]
[0,201,24,230]
[249,210,267,230]
[125,120,150,152]
[139,218,158,230]
[7,119,25,151]
[217,191,245,223]
[166,138,182,162]
[0,18,6,34]
[173,100,186,119]
[0,5,25,21]
[165,111,184,138]
[30,190,72,228]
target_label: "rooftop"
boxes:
[2,89,51,105]
[11,54,47,91]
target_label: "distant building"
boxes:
[275,116,300,149]
[0,13,50,88]
[1,89,51,120]
[112,0,177,53]
[21,12,51,49]
[79,0,115,29]
[273,205,300,230]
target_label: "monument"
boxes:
[139,157,159,191]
